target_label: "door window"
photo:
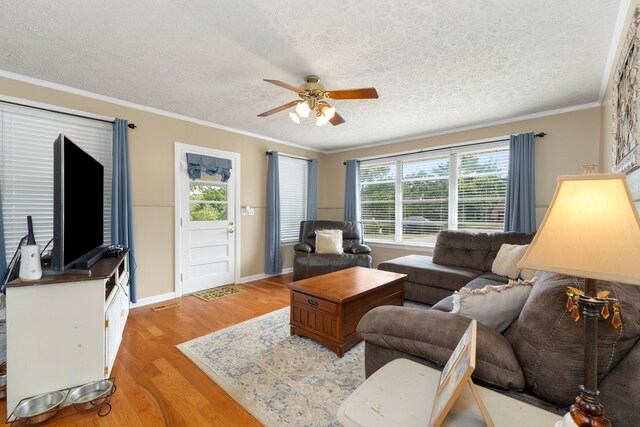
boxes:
[189,173,227,221]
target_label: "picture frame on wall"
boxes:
[612,7,640,174]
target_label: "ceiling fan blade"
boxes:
[263,79,305,94]
[257,101,299,117]
[329,112,345,126]
[326,87,378,100]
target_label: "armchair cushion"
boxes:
[357,306,525,390]
[349,243,371,254]
[293,242,313,253]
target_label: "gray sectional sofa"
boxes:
[358,231,640,426]
[378,230,534,305]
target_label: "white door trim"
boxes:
[173,142,241,297]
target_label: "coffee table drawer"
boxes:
[293,292,336,314]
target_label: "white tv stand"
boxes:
[5,251,130,416]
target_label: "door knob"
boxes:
[228,228,235,233]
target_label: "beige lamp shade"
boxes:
[518,173,640,286]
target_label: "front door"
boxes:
[176,144,237,295]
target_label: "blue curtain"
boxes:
[186,153,232,182]
[505,132,536,233]
[111,119,138,303]
[344,160,361,221]
[307,159,318,220]
[265,152,281,274]
[0,188,6,286]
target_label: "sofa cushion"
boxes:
[357,306,525,390]
[378,255,482,291]
[452,280,533,333]
[432,231,491,271]
[506,272,640,407]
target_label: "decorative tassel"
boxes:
[611,303,622,329]
[601,304,610,319]
[571,306,580,322]
[566,296,575,312]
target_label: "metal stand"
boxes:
[6,379,116,426]
[569,278,611,427]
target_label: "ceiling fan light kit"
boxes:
[258,75,378,127]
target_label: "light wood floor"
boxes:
[1,274,293,426]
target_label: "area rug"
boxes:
[178,303,427,426]
[192,285,243,301]
[177,307,363,426]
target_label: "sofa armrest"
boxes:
[357,306,524,390]
[349,243,371,254]
[294,242,313,253]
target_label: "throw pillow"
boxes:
[491,244,529,279]
[520,267,537,281]
[452,280,534,333]
[315,229,343,254]
[506,272,640,407]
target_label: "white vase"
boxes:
[19,244,42,281]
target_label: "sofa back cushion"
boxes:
[432,231,535,272]
[506,272,640,407]
[432,231,491,271]
[298,220,364,252]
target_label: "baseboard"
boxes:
[132,270,292,307]
[238,267,293,284]
[130,292,177,308]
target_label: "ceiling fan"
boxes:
[257,75,378,126]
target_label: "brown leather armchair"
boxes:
[293,221,372,281]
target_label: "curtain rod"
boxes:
[265,150,313,162]
[0,99,137,129]
[343,132,546,165]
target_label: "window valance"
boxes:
[186,153,232,182]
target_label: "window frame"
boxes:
[359,140,509,247]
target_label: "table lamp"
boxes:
[518,172,640,427]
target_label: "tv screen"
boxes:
[52,134,104,270]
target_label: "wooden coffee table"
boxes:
[287,267,406,357]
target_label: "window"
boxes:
[360,143,509,245]
[0,104,113,264]
[189,172,228,221]
[279,155,307,241]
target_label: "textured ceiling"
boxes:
[0,0,622,151]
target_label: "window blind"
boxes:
[0,104,113,264]
[279,156,307,241]
[457,147,509,231]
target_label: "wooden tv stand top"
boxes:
[6,249,129,288]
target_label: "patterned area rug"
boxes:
[177,307,365,426]
[192,285,243,301]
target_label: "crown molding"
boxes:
[0,69,322,154]
[0,69,603,157]
[323,102,601,154]
[599,0,632,104]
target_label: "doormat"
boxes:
[192,285,243,301]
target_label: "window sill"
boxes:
[365,240,435,253]
[281,240,298,245]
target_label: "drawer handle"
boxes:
[307,299,318,307]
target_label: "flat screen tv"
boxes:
[52,134,105,271]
